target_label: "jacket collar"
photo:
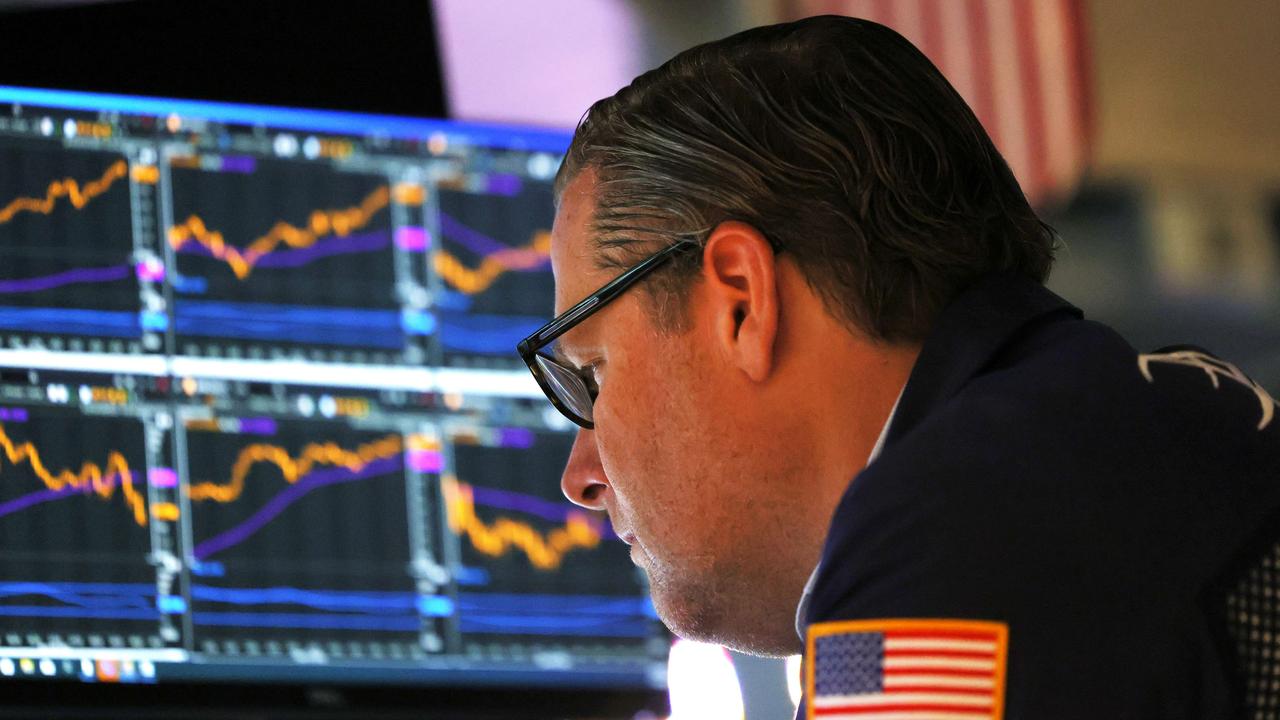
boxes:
[884,272,1083,446]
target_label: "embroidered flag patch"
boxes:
[806,618,1008,720]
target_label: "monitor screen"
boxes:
[0,85,667,717]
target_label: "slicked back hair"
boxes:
[555,15,1057,342]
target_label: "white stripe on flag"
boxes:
[893,0,926,49]
[938,0,978,104]
[883,657,997,671]
[1032,0,1079,196]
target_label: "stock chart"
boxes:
[445,429,654,653]
[435,179,556,368]
[168,157,412,362]
[0,141,144,350]
[0,86,665,697]
[184,416,431,658]
[0,374,183,652]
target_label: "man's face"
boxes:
[549,170,810,652]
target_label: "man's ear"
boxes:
[699,221,779,382]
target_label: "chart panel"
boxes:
[0,140,150,352]
[182,413,442,661]
[0,374,179,652]
[434,176,556,369]
[442,427,658,662]
[168,155,429,364]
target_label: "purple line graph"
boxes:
[438,213,549,273]
[191,454,619,560]
[192,455,403,560]
[0,264,131,295]
[174,230,391,271]
[0,472,132,519]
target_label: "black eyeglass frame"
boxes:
[516,240,699,429]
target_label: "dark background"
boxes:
[0,0,447,117]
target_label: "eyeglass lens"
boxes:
[533,353,594,424]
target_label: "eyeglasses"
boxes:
[516,241,699,429]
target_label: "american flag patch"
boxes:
[805,619,1008,720]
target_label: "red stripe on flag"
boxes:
[1011,0,1050,199]
[814,703,995,715]
[885,686,995,696]
[964,0,998,143]
[884,667,994,678]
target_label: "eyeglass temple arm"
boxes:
[517,241,696,355]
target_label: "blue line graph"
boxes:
[192,611,419,631]
[440,312,545,355]
[191,585,420,612]
[0,581,652,635]
[457,615,651,637]
[174,300,403,348]
[0,606,160,621]
[0,581,160,621]
[0,306,140,337]
[455,593,656,637]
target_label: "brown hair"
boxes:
[556,15,1057,342]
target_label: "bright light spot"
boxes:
[303,136,322,159]
[666,639,745,720]
[318,394,337,418]
[273,134,299,157]
[785,653,803,708]
[296,394,316,417]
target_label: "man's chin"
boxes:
[647,575,802,657]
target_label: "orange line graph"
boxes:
[167,186,390,280]
[0,159,129,225]
[440,474,601,571]
[186,432,404,503]
[434,230,551,295]
[186,430,599,570]
[0,422,146,526]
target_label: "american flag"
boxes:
[806,619,1008,719]
[780,0,1092,209]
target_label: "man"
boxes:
[515,15,1280,719]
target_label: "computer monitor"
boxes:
[0,85,668,718]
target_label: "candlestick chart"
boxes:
[167,157,406,354]
[434,180,555,365]
[183,418,425,651]
[0,407,161,641]
[0,141,141,341]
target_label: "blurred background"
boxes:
[0,0,1276,718]
[438,3,1280,712]
[436,0,1280,395]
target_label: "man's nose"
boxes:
[561,429,609,510]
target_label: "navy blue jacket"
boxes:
[800,272,1280,718]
